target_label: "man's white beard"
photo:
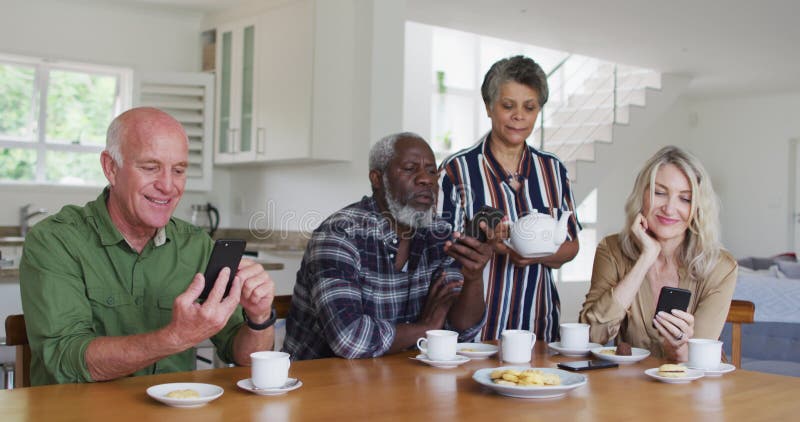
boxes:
[383,174,434,229]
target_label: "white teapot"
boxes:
[506,210,573,257]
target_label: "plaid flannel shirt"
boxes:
[283,196,484,360]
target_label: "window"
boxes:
[0,53,132,186]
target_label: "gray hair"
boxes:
[368,131,425,172]
[481,55,549,108]
[105,115,125,166]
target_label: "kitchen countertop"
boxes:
[0,226,303,283]
[1,262,284,284]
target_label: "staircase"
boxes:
[532,58,686,202]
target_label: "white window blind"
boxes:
[137,72,214,191]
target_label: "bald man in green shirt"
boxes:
[20,107,276,385]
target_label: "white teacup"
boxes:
[560,323,590,349]
[688,338,722,370]
[501,329,536,364]
[416,329,458,361]
[251,351,291,389]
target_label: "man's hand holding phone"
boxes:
[163,240,276,349]
[167,267,245,349]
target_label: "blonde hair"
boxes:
[620,146,722,281]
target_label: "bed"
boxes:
[719,274,800,377]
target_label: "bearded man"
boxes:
[282,132,492,360]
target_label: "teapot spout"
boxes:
[554,211,573,245]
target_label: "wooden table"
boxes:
[1,343,798,421]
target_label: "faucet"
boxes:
[20,204,48,237]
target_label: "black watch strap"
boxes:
[242,308,277,331]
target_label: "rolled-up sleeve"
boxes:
[19,228,96,384]
[579,238,629,345]
[309,232,395,359]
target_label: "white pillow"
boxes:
[776,260,800,279]
[739,265,781,278]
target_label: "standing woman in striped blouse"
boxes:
[438,55,582,343]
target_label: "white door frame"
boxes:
[790,138,800,254]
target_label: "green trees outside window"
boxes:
[0,54,131,185]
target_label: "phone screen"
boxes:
[200,239,246,300]
[557,360,619,371]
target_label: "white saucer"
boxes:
[547,342,603,357]
[146,382,223,407]
[456,343,499,359]
[644,367,705,384]
[591,346,651,363]
[687,363,736,377]
[237,378,303,396]
[413,354,471,368]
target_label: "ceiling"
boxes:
[115,0,800,97]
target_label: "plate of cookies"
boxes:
[591,342,650,363]
[645,364,705,384]
[146,382,224,407]
[472,367,587,399]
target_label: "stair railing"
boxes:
[538,57,659,168]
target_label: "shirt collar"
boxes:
[480,132,532,182]
[85,187,170,248]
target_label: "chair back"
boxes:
[725,300,755,368]
[273,295,292,319]
[4,314,30,388]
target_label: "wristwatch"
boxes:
[242,308,277,330]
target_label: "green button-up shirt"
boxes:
[19,189,243,386]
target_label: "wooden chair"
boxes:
[725,300,755,368]
[5,314,30,388]
[273,295,292,319]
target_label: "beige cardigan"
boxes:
[579,234,738,358]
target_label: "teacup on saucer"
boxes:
[548,341,603,357]
[237,378,302,396]
[412,354,470,369]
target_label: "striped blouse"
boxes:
[438,133,581,342]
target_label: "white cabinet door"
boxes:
[215,19,258,164]
[213,0,352,165]
[253,0,313,162]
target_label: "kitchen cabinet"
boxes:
[213,0,352,165]
[214,18,257,164]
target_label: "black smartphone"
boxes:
[654,286,692,320]
[463,206,505,242]
[557,360,619,371]
[199,239,247,300]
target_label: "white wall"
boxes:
[688,91,800,258]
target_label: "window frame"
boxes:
[0,52,132,186]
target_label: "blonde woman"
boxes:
[579,146,737,361]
